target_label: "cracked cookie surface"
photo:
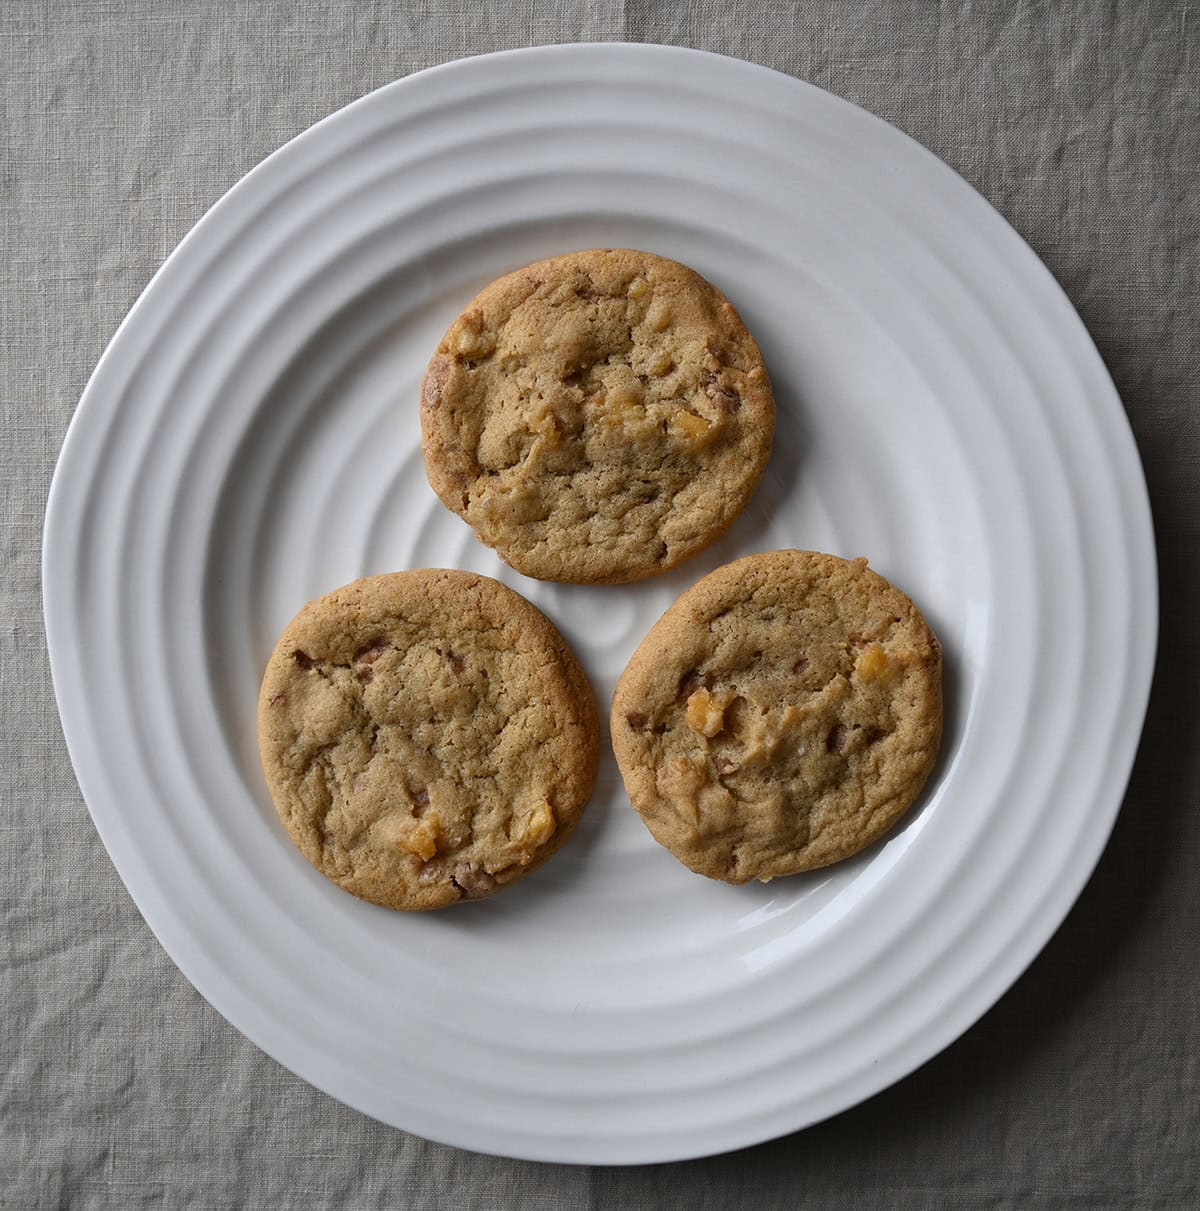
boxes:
[258,570,599,910]
[611,551,942,883]
[420,249,775,584]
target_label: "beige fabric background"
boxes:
[3,2,1198,1207]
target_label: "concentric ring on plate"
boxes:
[43,44,1154,1163]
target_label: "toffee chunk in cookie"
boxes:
[420,249,775,584]
[258,570,599,910]
[611,551,943,883]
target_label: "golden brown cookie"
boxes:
[611,551,942,883]
[258,570,599,910]
[420,249,775,584]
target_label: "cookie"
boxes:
[420,249,775,584]
[257,570,599,910]
[611,551,942,883]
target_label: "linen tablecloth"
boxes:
[4,2,1197,1206]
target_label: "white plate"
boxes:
[43,45,1156,1163]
